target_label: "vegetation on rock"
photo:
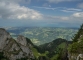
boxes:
[68,24,83,60]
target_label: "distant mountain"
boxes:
[5,27,77,45]
[38,38,68,52]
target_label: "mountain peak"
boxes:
[0,28,34,60]
[17,35,27,46]
[0,28,11,51]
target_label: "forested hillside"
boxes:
[30,38,71,60]
[68,24,83,60]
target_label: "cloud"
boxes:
[26,0,31,4]
[0,0,42,20]
[34,6,82,13]
[60,17,69,20]
[78,3,83,9]
[33,6,56,10]
[72,12,83,18]
[0,0,31,4]
[41,15,69,22]
[61,8,82,12]
[42,12,83,24]
[0,0,71,21]
[43,3,51,7]
[0,0,21,4]
[0,0,83,27]
[46,0,78,3]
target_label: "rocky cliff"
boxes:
[0,28,34,60]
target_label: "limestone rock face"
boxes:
[0,28,34,60]
[16,35,34,59]
[0,28,11,51]
[17,35,28,46]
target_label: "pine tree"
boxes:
[72,24,83,42]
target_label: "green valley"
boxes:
[6,27,78,45]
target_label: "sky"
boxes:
[0,0,83,27]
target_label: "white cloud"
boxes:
[26,0,31,4]
[47,0,77,3]
[60,17,69,20]
[42,12,83,24]
[33,6,56,10]
[78,3,83,9]
[61,8,82,12]
[72,12,83,18]
[34,6,82,13]
[67,8,81,11]
[43,3,51,7]
[0,0,42,20]
[0,0,21,4]
[0,0,31,4]
[41,15,69,22]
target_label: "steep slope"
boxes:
[0,28,11,51]
[39,38,67,52]
[0,28,34,60]
[68,24,83,60]
[32,38,71,60]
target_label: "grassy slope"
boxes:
[51,42,66,60]
[31,47,48,58]
[30,42,66,60]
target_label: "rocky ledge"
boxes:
[0,28,34,60]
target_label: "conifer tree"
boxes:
[72,24,83,42]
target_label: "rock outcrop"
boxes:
[0,28,34,60]
[0,28,11,51]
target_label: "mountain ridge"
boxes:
[0,28,34,60]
